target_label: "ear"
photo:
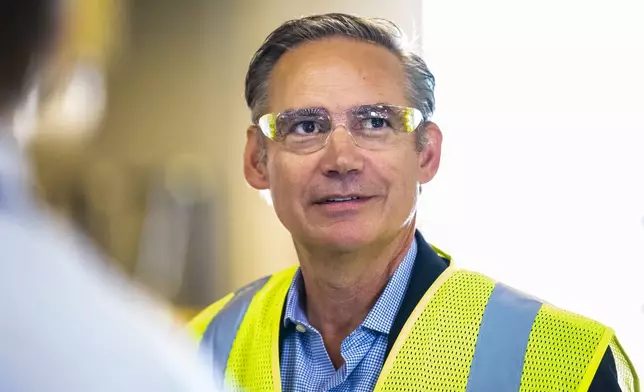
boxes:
[243,126,270,190]
[418,122,443,184]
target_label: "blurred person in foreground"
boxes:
[189,13,639,392]
[0,2,220,391]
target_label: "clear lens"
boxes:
[257,105,423,154]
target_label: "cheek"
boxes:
[376,153,421,214]
[379,148,421,190]
[267,153,313,207]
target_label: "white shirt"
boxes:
[0,128,220,392]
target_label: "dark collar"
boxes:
[278,230,450,361]
[385,230,449,358]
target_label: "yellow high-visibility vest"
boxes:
[190,264,639,392]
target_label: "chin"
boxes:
[307,222,379,252]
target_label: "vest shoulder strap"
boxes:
[200,275,272,384]
[188,272,277,342]
[194,266,297,390]
[187,292,235,341]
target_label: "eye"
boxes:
[291,120,322,135]
[360,117,391,130]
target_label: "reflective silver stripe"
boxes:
[466,283,543,392]
[200,275,271,386]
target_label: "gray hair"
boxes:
[244,13,436,151]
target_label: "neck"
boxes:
[293,223,416,367]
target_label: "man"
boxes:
[0,2,219,391]
[190,13,638,391]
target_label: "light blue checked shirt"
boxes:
[281,239,417,392]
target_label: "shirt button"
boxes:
[295,324,307,333]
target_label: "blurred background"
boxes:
[22,0,642,370]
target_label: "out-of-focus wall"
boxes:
[34,0,423,307]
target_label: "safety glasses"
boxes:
[257,104,424,154]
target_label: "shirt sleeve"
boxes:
[0,215,220,392]
[588,347,622,392]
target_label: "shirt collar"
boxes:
[283,268,310,329]
[283,238,418,335]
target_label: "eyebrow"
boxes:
[352,103,393,115]
[280,107,328,117]
[279,103,397,117]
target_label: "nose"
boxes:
[319,125,364,177]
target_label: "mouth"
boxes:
[314,196,371,205]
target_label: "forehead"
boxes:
[268,37,408,113]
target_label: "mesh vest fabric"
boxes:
[375,268,495,391]
[374,270,636,392]
[224,267,296,391]
[190,266,638,392]
[519,304,612,391]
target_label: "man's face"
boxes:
[244,37,442,251]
